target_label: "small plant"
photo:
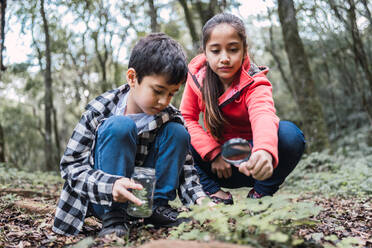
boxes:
[171,194,322,247]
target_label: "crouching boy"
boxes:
[52,33,207,237]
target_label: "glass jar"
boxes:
[126,167,156,218]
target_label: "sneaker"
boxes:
[144,205,190,228]
[247,188,264,199]
[98,210,130,237]
[206,191,234,205]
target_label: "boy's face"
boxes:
[126,69,182,115]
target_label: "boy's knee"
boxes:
[100,116,137,141]
[161,122,190,146]
[278,121,305,157]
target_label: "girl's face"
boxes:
[205,23,245,88]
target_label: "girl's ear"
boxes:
[126,68,138,87]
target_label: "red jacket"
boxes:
[180,54,280,167]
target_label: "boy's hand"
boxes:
[112,178,143,205]
[239,150,273,181]
[211,155,232,179]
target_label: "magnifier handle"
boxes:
[229,156,250,167]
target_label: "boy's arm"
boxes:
[178,152,207,205]
[60,111,121,206]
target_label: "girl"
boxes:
[180,13,305,204]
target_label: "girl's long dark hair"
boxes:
[201,13,247,140]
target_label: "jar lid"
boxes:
[133,167,155,177]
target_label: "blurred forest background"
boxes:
[0,0,371,172]
[0,0,371,247]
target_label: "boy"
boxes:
[52,33,207,237]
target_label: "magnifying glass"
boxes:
[221,138,251,167]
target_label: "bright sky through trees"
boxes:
[3,0,273,65]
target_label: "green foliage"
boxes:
[69,237,95,248]
[0,102,46,170]
[0,162,62,190]
[322,236,364,248]
[285,126,372,197]
[163,22,181,39]
[172,194,322,247]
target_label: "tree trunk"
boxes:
[195,0,217,26]
[278,0,329,152]
[346,0,372,95]
[93,30,109,92]
[266,8,297,102]
[178,0,199,51]
[147,0,159,33]
[40,0,55,171]
[328,0,372,125]
[0,123,5,163]
[0,0,6,73]
[219,0,227,11]
[52,107,60,164]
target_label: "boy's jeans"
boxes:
[192,120,305,196]
[91,116,189,218]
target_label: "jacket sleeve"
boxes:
[245,76,280,167]
[178,152,207,205]
[180,78,221,161]
[60,111,121,206]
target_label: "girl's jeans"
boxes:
[192,120,305,196]
[91,116,189,218]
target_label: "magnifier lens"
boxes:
[221,138,251,166]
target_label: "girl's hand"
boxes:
[112,178,144,205]
[238,150,273,181]
[211,155,232,179]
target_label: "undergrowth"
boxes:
[284,126,372,197]
[171,194,322,247]
[0,162,63,191]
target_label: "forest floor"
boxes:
[0,128,371,248]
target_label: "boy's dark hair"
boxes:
[128,33,188,85]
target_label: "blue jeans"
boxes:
[192,121,305,196]
[91,116,189,218]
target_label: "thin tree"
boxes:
[148,0,159,32]
[0,0,6,162]
[178,0,199,51]
[91,1,115,93]
[278,0,329,152]
[0,0,6,74]
[346,0,372,93]
[40,0,56,170]
[178,0,232,52]
[0,123,5,163]
[328,0,372,125]
[195,0,218,25]
[265,7,297,102]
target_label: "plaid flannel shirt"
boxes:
[52,84,206,235]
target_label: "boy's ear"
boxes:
[126,68,138,87]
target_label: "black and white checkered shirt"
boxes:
[52,84,206,235]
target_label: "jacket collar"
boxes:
[188,54,255,105]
